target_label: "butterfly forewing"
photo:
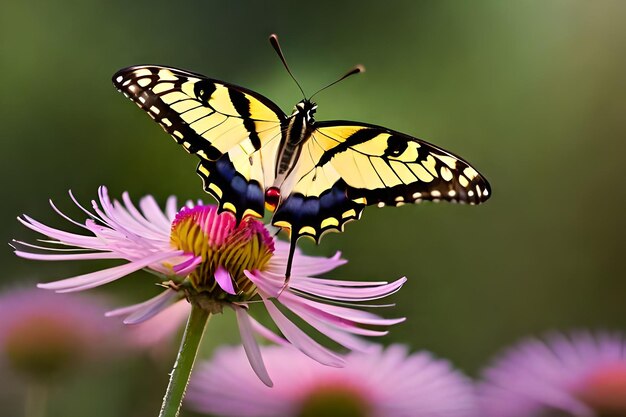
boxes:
[314,121,491,205]
[113,65,286,219]
[272,121,491,242]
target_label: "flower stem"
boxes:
[24,384,47,417]
[158,303,210,417]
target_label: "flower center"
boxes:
[170,205,274,300]
[575,362,626,416]
[3,314,86,380]
[296,383,371,417]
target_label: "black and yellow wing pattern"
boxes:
[272,121,491,241]
[113,64,490,248]
[113,65,286,220]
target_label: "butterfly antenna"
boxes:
[310,64,365,100]
[269,34,306,100]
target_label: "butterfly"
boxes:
[112,34,491,282]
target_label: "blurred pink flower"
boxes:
[14,187,407,386]
[0,287,120,380]
[478,331,626,417]
[187,344,477,417]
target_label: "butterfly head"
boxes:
[293,100,317,123]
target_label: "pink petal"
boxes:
[18,215,101,247]
[262,298,344,367]
[291,277,407,301]
[245,270,281,298]
[48,199,89,230]
[111,200,167,240]
[69,189,101,220]
[268,248,347,276]
[127,300,191,347]
[294,276,390,287]
[248,316,289,346]
[37,250,184,293]
[14,250,121,261]
[293,308,378,352]
[286,294,407,327]
[172,255,202,277]
[214,266,236,295]
[284,299,390,337]
[165,196,179,222]
[235,308,273,387]
[139,195,172,230]
[106,289,181,324]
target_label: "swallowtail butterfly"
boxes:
[113,34,491,282]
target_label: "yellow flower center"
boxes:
[297,382,371,417]
[170,205,274,300]
[4,314,87,380]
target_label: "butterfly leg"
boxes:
[277,237,297,297]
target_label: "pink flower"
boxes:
[478,331,626,417]
[0,287,121,380]
[186,344,478,417]
[14,187,406,386]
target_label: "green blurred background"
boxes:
[1,0,625,416]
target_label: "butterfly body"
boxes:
[113,64,491,267]
[271,100,317,199]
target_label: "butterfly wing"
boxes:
[113,65,286,219]
[272,121,491,242]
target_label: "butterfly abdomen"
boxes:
[272,110,313,186]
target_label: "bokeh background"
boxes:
[1,0,625,416]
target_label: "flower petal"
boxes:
[291,277,407,301]
[247,316,289,346]
[127,300,191,347]
[214,266,236,295]
[106,289,181,324]
[18,215,102,248]
[165,196,179,222]
[268,246,347,276]
[172,255,202,277]
[37,250,184,293]
[235,307,273,387]
[14,250,121,261]
[262,298,344,367]
[139,194,172,230]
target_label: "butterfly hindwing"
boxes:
[273,121,491,242]
[113,65,286,219]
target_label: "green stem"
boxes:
[158,303,210,417]
[24,383,47,417]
